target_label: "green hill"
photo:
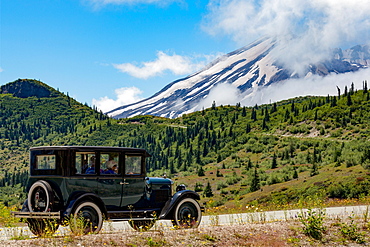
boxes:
[0,79,369,210]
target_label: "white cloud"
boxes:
[92,86,143,112]
[203,0,370,74]
[0,67,3,73]
[241,68,370,106]
[195,68,370,110]
[113,51,221,79]
[195,83,242,110]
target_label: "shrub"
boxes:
[338,215,366,244]
[217,181,227,190]
[298,208,326,240]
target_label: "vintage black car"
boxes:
[12,146,203,236]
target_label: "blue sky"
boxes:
[1,0,370,112]
[1,0,234,110]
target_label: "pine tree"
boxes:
[262,118,268,130]
[242,106,247,117]
[216,169,223,177]
[250,168,260,192]
[251,108,257,121]
[310,163,319,177]
[271,153,277,169]
[363,80,368,93]
[293,168,298,179]
[197,166,205,176]
[212,101,216,110]
[246,123,251,133]
[331,96,337,107]
[270,102,277,113]
[347,93,353,106]
[337,86,341,99]
[203,181,213,197]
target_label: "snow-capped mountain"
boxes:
[107,38,369,119]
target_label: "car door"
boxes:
[121,154,146,208]
[66,151,99,197]
[96,152,123,210]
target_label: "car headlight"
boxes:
[176,184,186,192]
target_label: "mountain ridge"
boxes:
[0,79,62,98]
[107,38,369,119]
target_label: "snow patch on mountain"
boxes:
[107,38,368,119]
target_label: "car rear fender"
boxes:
[159,190,200,219]
[63,193,108,220]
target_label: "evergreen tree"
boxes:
[216,169,223,177]
[241,106,247,117]
[363,80,368,93]
[331,96,337,107]
[271,153,277,169]
[203,181,213,197]
[262,118,268,130]
[197,166,205,176]
[293,168,298,179]
[251,108,257,121]
[350,82,355,95]
[347,93,353,106]
[211,101,216,110]
[336,86,341,99]
[250,168,260,192]
[246,123,251,133]
[270,102,277,113]
[310,163,319,177]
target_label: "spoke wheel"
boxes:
[28,180,54,212]
[70,201,103,235]
[128,220,155,232]
[27,219,59,237]
[172,198,201,229]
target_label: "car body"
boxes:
[12,146,203,235]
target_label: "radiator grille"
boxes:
[154,189,169,203]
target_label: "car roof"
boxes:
[30,146,151,157]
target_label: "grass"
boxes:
[1,217,369,246]
[1,204,369,246]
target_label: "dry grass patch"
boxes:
[2,217,370,247]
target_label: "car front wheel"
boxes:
[172,198,201,229]
[70,201,103,235]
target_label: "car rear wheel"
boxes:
[70,201,103,235]
[128,220,155,232]
[27,180,54,212]
[172,198,201,229]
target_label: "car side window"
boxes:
[125,155,142,175]
[75,152,96,174]
[100,152,119,175]
[36,155,56,170]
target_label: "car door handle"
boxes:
[120,182,129,185]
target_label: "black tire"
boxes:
[172,198,202,229]
[27,218,59,237]
[128,220,155,232]
[27,180,54,212]
[70,201,103,235]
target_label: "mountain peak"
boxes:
[107,38,368,119]
[0,79,60,98]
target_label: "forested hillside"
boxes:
[0,79,369,209]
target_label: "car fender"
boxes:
[63,192,108,220]
[159,190,200,219]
